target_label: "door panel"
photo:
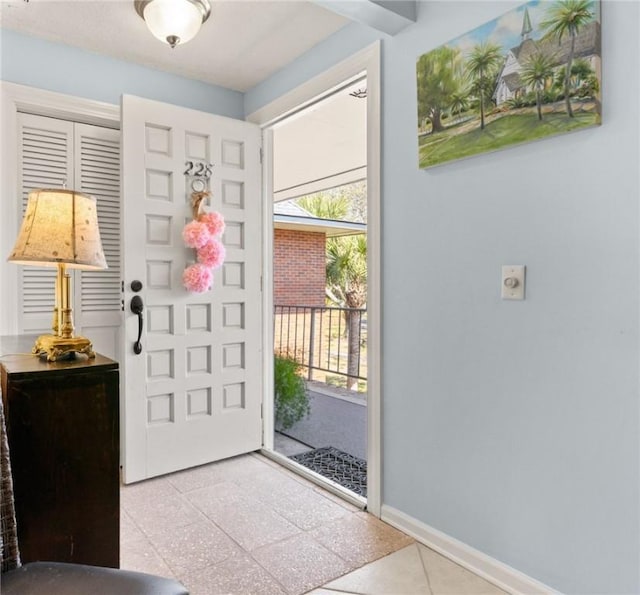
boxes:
[121,95,262,483]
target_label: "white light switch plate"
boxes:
[502,265,525,300]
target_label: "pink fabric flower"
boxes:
[198,211,225,237]
[182,264,213,293]
[182,220,211,249]
[197,238,226,269]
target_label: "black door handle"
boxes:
[130,295,144,354]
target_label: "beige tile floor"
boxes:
[120,453,506,595]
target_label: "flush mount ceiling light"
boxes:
[135,0,211,48]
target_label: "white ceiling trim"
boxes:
[311,0,416,35]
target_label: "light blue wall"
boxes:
[248,2,640,593]
[381,4,638,593]
[0,28,243,118]
[244,22,380,117]
[2,3,638,591]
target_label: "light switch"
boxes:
[501,265,525,300]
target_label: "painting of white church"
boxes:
[417,0,601,169]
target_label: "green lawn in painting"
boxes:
[419,109,599,168]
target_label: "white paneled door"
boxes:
[121,96,262,483]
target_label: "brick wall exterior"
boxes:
[274,228,326,306]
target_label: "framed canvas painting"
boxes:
[417,0,601,169]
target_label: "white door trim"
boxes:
[0,82,119,336]
[261,127,276,452]
[248,40,382,517]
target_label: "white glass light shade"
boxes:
[143,0,204,47]
[8,189,107,271]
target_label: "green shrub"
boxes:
[576,75,599,99]
[542,89,561,104]
[274,354,310,430]
[506,96,528,109]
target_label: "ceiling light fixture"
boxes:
[349,88,367,99]
[135,0,211,48]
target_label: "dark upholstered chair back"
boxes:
[0,392,188,594]
[1,395,20,573]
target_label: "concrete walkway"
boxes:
[277,385,367,461]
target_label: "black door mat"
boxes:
[290,446,367,497]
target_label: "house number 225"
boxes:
[184,160,213,178]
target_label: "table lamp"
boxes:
[8,189,108,361]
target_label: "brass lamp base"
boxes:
[33,334,96,362]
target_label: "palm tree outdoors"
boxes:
[298,193,350,221]
[325,235,367,391]
[298,182,367,223]
[298,190,367,391]
[541,0,595,117]
[521,51,556,120]
[466,41,503,130]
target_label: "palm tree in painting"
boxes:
[521,52,556,121]
[541,0,595,118]
[448,90,470,124]
[466,42,503,130]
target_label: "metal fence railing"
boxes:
[274,305,367,389]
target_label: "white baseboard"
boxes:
[381,505,560,595]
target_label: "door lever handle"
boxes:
[130,295,144,354]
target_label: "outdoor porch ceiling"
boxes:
[273,80,367,202]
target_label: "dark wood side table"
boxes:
[0,335,120,568]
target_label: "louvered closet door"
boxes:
[17,114,122,361]
[73,123,122,361]
[17,114,73,334]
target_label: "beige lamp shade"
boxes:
[8,189,107,270]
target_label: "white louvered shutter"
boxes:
[73,123,122,360]
[17,114,122,360]
[17,113,74,334]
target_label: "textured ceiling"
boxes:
[0,0,348,92]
